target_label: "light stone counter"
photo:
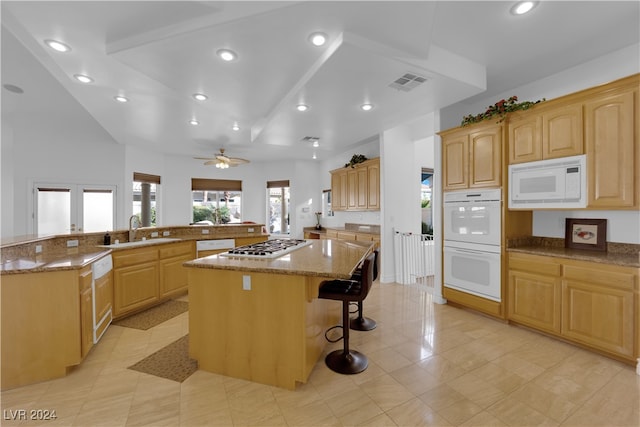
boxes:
[184,238,373,279]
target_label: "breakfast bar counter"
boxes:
[184,239,374,389]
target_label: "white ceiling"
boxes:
[2,1,639,164]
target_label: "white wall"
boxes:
[439,43,640,244]
[1,119,15,238]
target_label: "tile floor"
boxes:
[1,282,639,426]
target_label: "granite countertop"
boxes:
[1,250,111,274]
[305,223,380,235]
[184,239,374,279]
[507,237,640,268]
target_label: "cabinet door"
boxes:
[508,113,542,164]
[508,270,561,334]
[331,170,348,211]
[367,161,380,210]
[113,261,159,317]
[442,134,469,190]
[356,167,368,210]
[542,104,583,159]
[469,125,501,188]
[585,90,636,208]
[347,169,358,210]
[79,268,93,358]
[159,255,192,298]
[562,279,634,357]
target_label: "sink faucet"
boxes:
[129,215,139,242]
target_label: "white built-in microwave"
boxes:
[509,154,586,209]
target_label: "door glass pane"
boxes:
[37,188,70,235]
[268,187,290,234]
[83,190,114,232]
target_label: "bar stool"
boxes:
[318,252,375,374]
[349,249,379,331]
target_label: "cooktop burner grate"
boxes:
[220,239,311,258]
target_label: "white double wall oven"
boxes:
[443,189,502,302]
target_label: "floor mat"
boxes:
[112,300,188,330]
[128,335,197,382]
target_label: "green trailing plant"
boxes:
[461,95,545,126]
[345,154,368,168]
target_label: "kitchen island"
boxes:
[183,238,374,389]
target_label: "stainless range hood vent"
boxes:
[388,73,428,92]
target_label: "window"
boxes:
[34,183,115,235]
[133,172,159,227]
[267,180,290,235]
[191,178,242,224]
[421,168,433,234]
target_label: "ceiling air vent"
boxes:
[388,73,428,92]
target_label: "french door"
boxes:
[34,183,116,235]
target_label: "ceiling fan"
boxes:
[194,148,250,169]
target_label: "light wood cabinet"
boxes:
[441,122,502,191]
[113,247,159,317]
[159,241,194,299]
[508,253,562,334]
[79,267,94,358]
[507,252,639,362]
[508,103,583,164]
[585,87,637,209]
[330,158,380,211]
[93,270,112,340]
[562,263,636,357]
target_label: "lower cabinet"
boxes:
[159,241,194,298]
[79,266,94,358]
[113,258,159,317]
[508,252,638,362]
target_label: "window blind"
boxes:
[191,178,242,191]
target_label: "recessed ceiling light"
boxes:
[312,140,319,148]
[296,104,309,112]
[510,1,538,15]
[193,93,208,101]
[114,95,129,103]
[312,153,317,160]
[309,32,327,47]
[216,49,237,62]
[74,74,93,84]
[360,103,374,111]
[189,119,199,126]
[232,123,240,131]
[44,39,71,52]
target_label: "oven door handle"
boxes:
[447,247,492,255]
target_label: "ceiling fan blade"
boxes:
[204,160,218,165]
[194,156,216,161]
[228,157,250,165]
[216,154,231,162]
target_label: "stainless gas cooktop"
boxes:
[219,239,311,258]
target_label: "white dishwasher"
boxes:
[92,254,113,343]
[196,239,235,257]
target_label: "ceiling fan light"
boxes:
[189,119,199,125]
[296,104,309,112]
[232,123,240,131]
[360,103,373,111]
[114,95,129,103]
[44,39,71,52]
[193,93,208,101]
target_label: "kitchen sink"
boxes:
[99,237,181,249]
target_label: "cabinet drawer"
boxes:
[159,241,193,259]
[113,248,158,268]
[563,264,635,290]
[337,231,357,240]
[508,253,561,276]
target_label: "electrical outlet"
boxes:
[242,275,251,291]
[151,231,159,238]
[202,229,210,234]
[247,227,254,233]
[66,240,79,248]
[163,231,170,236]
[35,245,42,254]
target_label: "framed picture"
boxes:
[565,218,607,251]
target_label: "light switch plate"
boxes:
[163,231,170,236]
[67,240,79,248]
[35,245,42,254]
[247,227,254,232]
[242,275,251,290]
[202,229,210,234]
[151,231,159,238]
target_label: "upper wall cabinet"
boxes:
[330,157,380,211]
[508,103,583,164]
[441,122,502,191]
[585,82,638,209]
